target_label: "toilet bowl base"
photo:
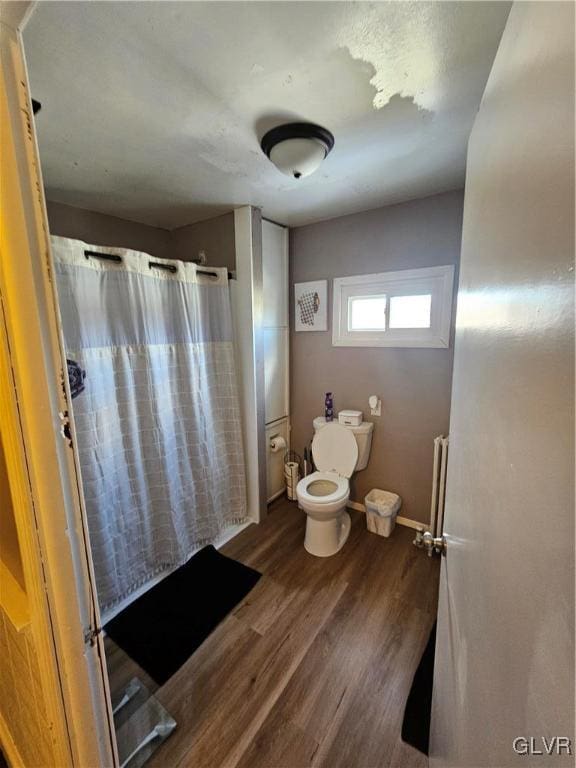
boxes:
[304,510,351,557]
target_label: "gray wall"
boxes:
[290,190,463,524]
[171,213,236,271]
[46,201,236,270]
[46,200,171,258]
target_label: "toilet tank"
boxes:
[313,416,374,471]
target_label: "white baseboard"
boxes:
[346,500,425,531]
[396,515,426,531]
[267,488,286,504]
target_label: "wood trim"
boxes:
[1,18,116,767]
[0,709,25,768]
[0,562,30,631]
[0,43,71,767]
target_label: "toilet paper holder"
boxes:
[269,434,287,453]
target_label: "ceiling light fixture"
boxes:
[260,122,335,180]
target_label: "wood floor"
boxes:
[104,498,440,768]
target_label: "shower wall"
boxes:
[46,200,171,259]
[172,213,236,271]
[46,200,236,270]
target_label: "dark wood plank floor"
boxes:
[105,498,439,768]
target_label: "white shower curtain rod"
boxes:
[83,248,235,280]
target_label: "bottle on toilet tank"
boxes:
[324,392,334,422]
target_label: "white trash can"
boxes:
[364,489,402,538]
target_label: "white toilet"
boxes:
[296,416,374,557]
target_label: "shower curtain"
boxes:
[52,236,247,616]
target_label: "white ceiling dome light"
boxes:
[260,122,335,180]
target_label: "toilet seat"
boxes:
[312,422,358,478]
[297,471,349,506]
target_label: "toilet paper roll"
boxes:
[270,435,287,453]
[284,461,299,481]
[284,461,300,500]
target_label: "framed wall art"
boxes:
[294,280,327,332]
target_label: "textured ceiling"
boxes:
[24,1,510,229]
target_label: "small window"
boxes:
[389,294,432,329]
[349,295,387,331]
[332,266,454,348]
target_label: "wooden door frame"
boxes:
[1,4,117,765]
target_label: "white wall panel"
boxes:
[263,327,289,424]
[262,220,288,328]
[265,418,289,502]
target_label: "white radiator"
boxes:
[430,435,449,537]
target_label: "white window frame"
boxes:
[332,265,455,348]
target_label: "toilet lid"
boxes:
[312,422,358,478]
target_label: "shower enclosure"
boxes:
[52,236,247,617]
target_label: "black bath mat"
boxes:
[105,545,261,685]
[401,621,437,755]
